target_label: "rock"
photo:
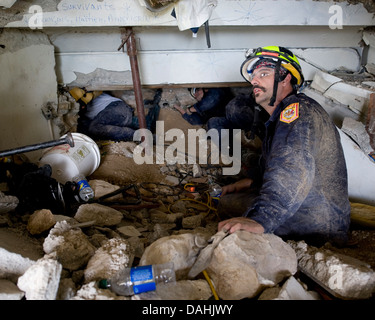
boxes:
[169,200,187,214]
[182,214,202,229]
[27,209,56,235]
[149,209,183,224]
[0,191,18,213]
[0,279,25,300]
[17,254,62,300]
[258,276,320,300]
[117,225,142,237]
[206,232,297,300]
[192,164,202,177]
[71,281,127,300]
[74,203,123,227]
[84,238,134,283]
[341,117,372,155]
[0,247,35,283]
[131,279,212,300]
[139,233,209,279]
[43,221,96,271]
[56,278,76,300]
[289,240,375,299]
[90,179,122,201]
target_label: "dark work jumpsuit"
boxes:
[182,88,234,125]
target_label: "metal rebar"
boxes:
[124,27,147,130]
[0,132,74,158]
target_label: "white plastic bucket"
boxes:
[38,133,101,184]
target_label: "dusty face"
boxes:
[192,88,205,101]
[250,67,275,107]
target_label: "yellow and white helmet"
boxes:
[240,46,304,88]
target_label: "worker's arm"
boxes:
[221,178,253,196]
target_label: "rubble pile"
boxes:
[0,140,375,300]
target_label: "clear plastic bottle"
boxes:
[98,262,176,296]
[72,174,94,202]
[207,177,222,199]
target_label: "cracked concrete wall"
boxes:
[0,29,58,162]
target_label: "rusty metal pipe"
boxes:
[125,27,147,130]
[0,132,74,158]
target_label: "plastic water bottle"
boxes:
[72,174,94,202]
[98,262,176,296]
[207,177,222,199]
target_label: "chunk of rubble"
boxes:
[206,232,297,300]
[0,191,18,213]
[27,209,56,235]
[258,276,320,300]
[341,117,373,155]
[84,238,134,283]
[43,220,96,271]
[139,232,209,280]
[0,247,35,282]
[0,279,25,300]
[71,281,128,300]
[288,240,375,299]
[74,203,123,226]
[131,279,212,300]
[17,254,62,300]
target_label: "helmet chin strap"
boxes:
[269,59,282,106]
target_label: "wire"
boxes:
[203,270,219,300]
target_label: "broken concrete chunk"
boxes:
[149,209,183,224]
[139,233,209,280]
[131,279,212,300]
[182,214,202,229]
[289,240,375,299]
[341,117,372,155]
[310,70,373,115]
[74,203,123,226]
[17,255,62,300]
[27,209,56,235]
[71,281,128,300]
[43,221,96,271]
[206,232,297,300]
[90,179,122,201]
[56,278,76,300]
[117,225,142,237]
[0,279,25,300]
[84,238,134,283]
[258,276,320,300]
[0,247,35,283]
[0,191,18,213]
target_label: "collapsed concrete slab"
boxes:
[288,240,375,299]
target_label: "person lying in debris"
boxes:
[70,87,161,141]
[217,46,351,247]
[173,87,234,126]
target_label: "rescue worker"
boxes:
[173,87,233,126]
[217,46,351,246]
[70,88,161,141]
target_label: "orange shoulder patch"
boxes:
[280,102,299,123]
